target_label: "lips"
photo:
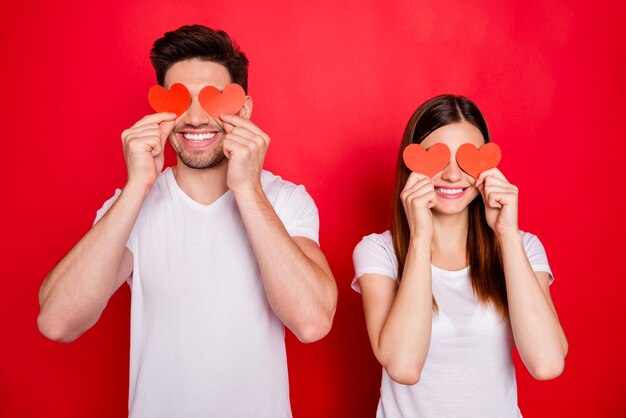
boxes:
[434,186,468,199]
[177,130,220,149]
[182,132,216,141]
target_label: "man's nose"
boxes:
[182,97,211,127]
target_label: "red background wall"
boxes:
[2,1,625,417]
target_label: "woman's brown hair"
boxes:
[391,95,508,317]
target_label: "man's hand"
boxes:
[220,114,269,194]
[121,112,176,192]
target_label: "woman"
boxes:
[352,95,567,417]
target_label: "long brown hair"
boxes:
[391,95,508,317]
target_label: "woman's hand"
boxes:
[476,168,519,237]
[401,172,436,240]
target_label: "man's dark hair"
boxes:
[150,25,249,92]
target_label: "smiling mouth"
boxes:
[434,187,468,199]
[435,187,466,194]
[181,132,217,142]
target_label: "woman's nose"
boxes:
[440,157,463,182]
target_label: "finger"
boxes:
[130,112,177,129]
[223,137,249,160]
[124,131,163,153]
[220,114,268,140]
[404,172,430,189]
[476,168,508,187]
[223,121,236,134]
[125,129,162,141]
[481,174,516,189]
[224,133,251,146]
[405,189,437,209]
[122,124,161,142]
[126,135,162,157]
[487,192,517,208]
[414,185,436,200]
[402,177,432,198]
[483,185,517,196]
[404,181,435,199]
[230,127,266,148]
[159,120,175,146]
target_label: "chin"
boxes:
[433,197,477,216]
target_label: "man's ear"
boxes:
[238,96,253,119]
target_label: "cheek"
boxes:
[467,188,481,203]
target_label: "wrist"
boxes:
[496,228,522,243]
[231,182,264,201]
[123,180,152,200]
[409,233,433,248]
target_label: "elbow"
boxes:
[385,364,421,386]
[293,315,334,344]
[529,357,565,381]
[381,355,422,385]
[37,311,79,343]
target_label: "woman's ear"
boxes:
[238,96,253,119]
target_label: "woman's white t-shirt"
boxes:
[352,230,553,418]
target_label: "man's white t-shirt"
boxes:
[352,230,553,418]
[95,168,319,418]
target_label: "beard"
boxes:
[169,123,227,170]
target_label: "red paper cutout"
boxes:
[199,83,246,118]
[147,83,191,117]
[403,143,451,178]
[455,142,502,178]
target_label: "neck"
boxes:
[431,209,469,269]
[172,159,229,205]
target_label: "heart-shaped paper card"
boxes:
[455,143,502,178]
[199,83,246,119]
[147,83,191,117]
[403,143,450,178]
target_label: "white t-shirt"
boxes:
[352,230,553,418]
[95,168,319,418]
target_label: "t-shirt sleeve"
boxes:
[93,189,133,254]
[522,232,554,285]
[277,184,320,245]
[93,189,122,225]
[352,234,397,293]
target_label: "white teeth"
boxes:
[436,187,465,195]
[182,132,216,141]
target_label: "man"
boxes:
[37,25,337,417]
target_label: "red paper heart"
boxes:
[199,83,246,118]
[403,143,451,177]
[455,143,502,178]
[147,83,191,117]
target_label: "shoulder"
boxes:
[94,188,123,224]
[520,230,554,283]
[150,167,173,195]
[261,170,320,241]
[520,230,546,254]
[261,170,307,194]
[355,230,394,254]
[261,170,316,208]
[352,230,398,291]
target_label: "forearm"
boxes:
[378,236,433,383]
[38,184,146,341]
[233,187,337,343]
[500,232,567,379]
